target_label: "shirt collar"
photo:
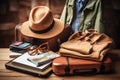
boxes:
[78,0,83,3]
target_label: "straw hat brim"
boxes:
[20,18,64,39]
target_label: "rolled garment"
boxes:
[60,40,92,54]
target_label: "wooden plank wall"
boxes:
[0,0,120,48]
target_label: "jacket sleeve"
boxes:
[60,0,68,24]
[94,0,105,33]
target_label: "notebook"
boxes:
[5,60,52,77]
[27,51,60,67]
[9,51,22,58]
[5,52,52,77]
[12,52,52,71]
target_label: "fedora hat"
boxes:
[20,6,64,39]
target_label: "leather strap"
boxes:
[15,23,22,41]
[64,57,70,75]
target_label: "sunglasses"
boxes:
[27,42,49,56]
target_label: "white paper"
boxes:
[13,52,51,70]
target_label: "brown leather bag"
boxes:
[15,24,73,52]
[52,56,112,75]
[59,29,114,61]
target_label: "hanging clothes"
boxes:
[60,0,104,33]
[71,0,89,32]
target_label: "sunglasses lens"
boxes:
[27,46,38,55]
[27,42,49,55]
[38,42,49,53]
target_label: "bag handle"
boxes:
[15,23,22,41]
[73,68,97,75]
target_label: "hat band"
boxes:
[29,20,55,34]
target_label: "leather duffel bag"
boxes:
[52,56,113,75]
[15,24,73,52]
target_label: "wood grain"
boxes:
[0,48,120,80]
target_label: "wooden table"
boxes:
[0,48,120,80]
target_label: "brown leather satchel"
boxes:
[59,29,114,61]
[52,56,112,75]
[15,24,73,52]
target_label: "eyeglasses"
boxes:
[27,42,49,56]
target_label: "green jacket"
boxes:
[60,0,104,33]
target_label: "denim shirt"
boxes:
[71,0,89,32]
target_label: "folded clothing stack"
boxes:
[59,29,114,61]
